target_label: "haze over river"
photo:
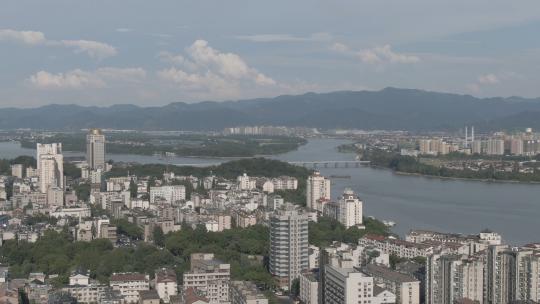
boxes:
[1,138,539,245]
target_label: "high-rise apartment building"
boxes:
[37,143,63,193]
[269,205,309,289]
[337,189,363,229]
[485,139,505,155]
[425,253,485,304]
[306,171,331,212]
[86,128,106,170]
[471,140,483,154]
[425,245,540,304]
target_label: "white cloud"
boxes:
[28,67,146,90]
[157,51,186,65]
[332,42,420,65]
[158,40,276,97]
[478,73,500,84]
[59,40,117,59]
[359,45,420,64]
[330,42,350,53]
[0,29,46,45]
[0,28,117,59]
[29,70,105,89]
[235,32,332,43]
[467,72,519,93]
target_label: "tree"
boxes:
[153,226,165,247]
[290,278,300,297]
[75,183,91,202]
[129,179,138,198]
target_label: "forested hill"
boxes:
[1,88,539,131]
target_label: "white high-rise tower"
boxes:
[86,128,106,170]
[306,171,331,211]
[269,205,309,289]
[37,143,64,193]
[337,188,363,229]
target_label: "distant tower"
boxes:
[471,126,475,143]
[86,128,106,170]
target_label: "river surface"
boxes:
[1,139,539,245]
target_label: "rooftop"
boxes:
[363,264,419,283]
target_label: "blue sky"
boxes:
[1,0,540,107]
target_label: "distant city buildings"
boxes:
[415,128,540,157]
[223,125,316,137]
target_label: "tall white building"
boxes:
[37,143,64,193]
[269,205,309,290]
[337,189,363,229]
[149,185,186,204]
[306,171,331,211]
[86,128,106,170]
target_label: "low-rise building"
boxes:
[229,280,268,304]
[183,253,230,303]
[110,272,150,303]
[362,264,420,304]
[299,271,319,304]
[155,268,178,303]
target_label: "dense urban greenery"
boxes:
[363,149,540,182]
[0,224,276,296]
[309,216,390,248]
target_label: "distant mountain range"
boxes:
[1,88,540,132]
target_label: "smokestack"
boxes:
[471,126,475,143]
[465,126,468,147]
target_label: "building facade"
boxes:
[269,206,309,290]
[86,128,106,170]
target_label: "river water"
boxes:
[1,139,539,245]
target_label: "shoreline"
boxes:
[369,164,540,184]
[8,141,301,160]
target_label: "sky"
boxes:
[1,0,540,107]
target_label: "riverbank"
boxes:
[392,169,540,184]
[17,137,307,158]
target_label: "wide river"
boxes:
[1,139,539,245]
